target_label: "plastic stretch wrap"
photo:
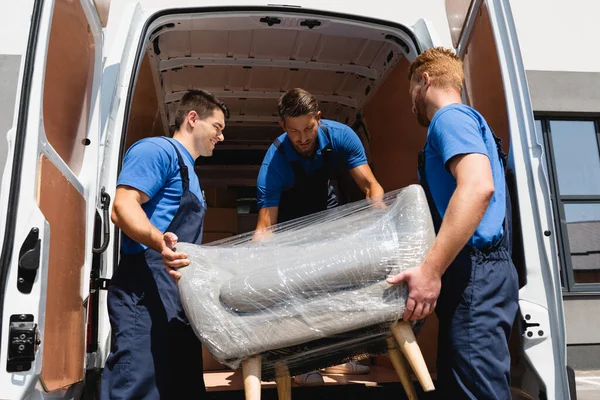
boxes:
[178,184,435,376]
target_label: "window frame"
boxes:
[537,114,600,293]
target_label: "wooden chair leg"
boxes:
[386,337,418,400]
[243,356,262,400]
[275,362,292,400]
[392,321,435,392]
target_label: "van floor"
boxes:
[204,366,437,399]
[204,383,437,400]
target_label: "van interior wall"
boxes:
[43,0,95,175]
[462,2,510,151]
[38,0,93,391]
[124,52,166,150]
[362,58,439,373]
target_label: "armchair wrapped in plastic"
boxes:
[177,184,436,396]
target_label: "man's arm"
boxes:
[348,164,384,199]
[255,206,278,231]
[253,206,278,240]
[111,185,189,273]
[386,152,495,321]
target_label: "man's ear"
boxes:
[278,119,286,131]
[422,72,432,89]
[187,110,198,128]
[315,111,322,122]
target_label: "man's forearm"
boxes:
[253,206,278,241]
[367,181,384,198]
[422,183,493,276]
[112,201,164,252]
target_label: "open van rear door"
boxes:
[0,0,108,397]
[442,0,570,398]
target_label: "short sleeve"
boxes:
[117,140,174,199]
[429,108,488,167]
[256,148,288,209]
[335,125,368,169]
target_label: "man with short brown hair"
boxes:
[256,88,384,231]
[101,89,228,399]
[387,47,518,399]
[254,88,384,384]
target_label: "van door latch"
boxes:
[7,314,40,372]
[17,227,41,294]
[519,300,549,345]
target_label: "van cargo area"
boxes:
[117,8,537,397]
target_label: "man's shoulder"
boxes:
[262,135,288,165]
[322,119,352,135]
[124,137,178,170]
[321,119,358,149]
[431,104,481,128]
[128,136,173,155]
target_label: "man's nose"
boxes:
[217,132,224,142]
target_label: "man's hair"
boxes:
[277,88,319,120]
[408,47,464,93]
[174,89,229,129]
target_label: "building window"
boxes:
[537,117,600,292]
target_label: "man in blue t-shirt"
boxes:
[101,90,228,399]
[387,47,519,399]
[254,88,384,384]
[256,88,384,230]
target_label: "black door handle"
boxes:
[92,187,111,254]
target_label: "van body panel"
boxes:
[0,0,107,398]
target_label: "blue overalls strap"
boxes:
[159,137,189,190]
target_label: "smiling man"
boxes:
[101,89,228,399]
[254,88,384,384]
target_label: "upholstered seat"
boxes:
[178,185,435,384]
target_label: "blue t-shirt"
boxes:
[257,119,368,209]
[117,137,204,254]
[424,104,506,249]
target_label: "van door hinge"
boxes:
[7,314,40,372]
[90,270,110,292]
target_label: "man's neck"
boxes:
[172,130,199,159]
[427,89,463,121]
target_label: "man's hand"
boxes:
[386,263,441,321]
[252,228,273,242]
[162,232,190,282]
[369,193,387,210]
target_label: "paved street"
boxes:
[576,370,600,400]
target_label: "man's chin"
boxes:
[200,148,214,158]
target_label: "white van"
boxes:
[0,0,574,398]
